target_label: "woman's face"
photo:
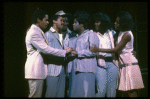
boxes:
[73,19,82,33]
[94,21,101,31]
[114,17,120,30]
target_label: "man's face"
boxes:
[54,16,65,31]
[61,17,69,32]
[38,14,49,30]
[73,19,81,33]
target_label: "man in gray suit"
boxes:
[25,9,73,98]
[44,10,73,97]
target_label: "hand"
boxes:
[65,47,74,54]
[65,47,74,57]
[71,50,78,55]
[90,44,99,52]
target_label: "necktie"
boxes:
[41,31,48,45]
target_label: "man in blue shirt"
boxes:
[44,10,73,98]
[67,10,99,97]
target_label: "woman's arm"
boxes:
[90,32,131,53]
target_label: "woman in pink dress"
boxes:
[90,11,144,97]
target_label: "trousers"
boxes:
[96,62,119,97]
[45,67,66,97]
[28,79,44,98]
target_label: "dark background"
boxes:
[3,2,148,97]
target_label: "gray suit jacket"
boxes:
[44,27,69,76]
[25,24,66,79]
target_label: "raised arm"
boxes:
[90,32,131,53]
[31,32,72,57]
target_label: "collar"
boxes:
[98,29,110,37]
[82,29,89,35]
[77,29,89,37]
[104,32,109,36]
[50,27,57,33]
[31,24,43,33]
[98,32,103,37]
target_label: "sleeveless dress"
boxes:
[117,31,144,91]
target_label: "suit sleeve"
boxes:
[31,32,66,57]
[77,32,99,57]
[43,31,65,61]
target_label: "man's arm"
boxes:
[31,32,72,57]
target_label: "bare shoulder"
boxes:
[122,31,131,41]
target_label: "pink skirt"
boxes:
[117,53,144,91]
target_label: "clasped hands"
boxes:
[64,44,99,57]
[64,47,78,57]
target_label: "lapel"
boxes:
[53,32,59,41]
[50,27,64,48]
[53,32,64,48]
[50,27,59,41]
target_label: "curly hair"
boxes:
[93,12,112,33]
[32,9,48,24]
[73,10,91,29]
[115,11,134,31]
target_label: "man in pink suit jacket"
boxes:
[25,9,72,98]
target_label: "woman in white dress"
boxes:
[90,11,144,97]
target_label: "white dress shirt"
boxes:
[50,27,63,46]
[99,32,112,49]
[98,31,112,57]
[58,33,63,46]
